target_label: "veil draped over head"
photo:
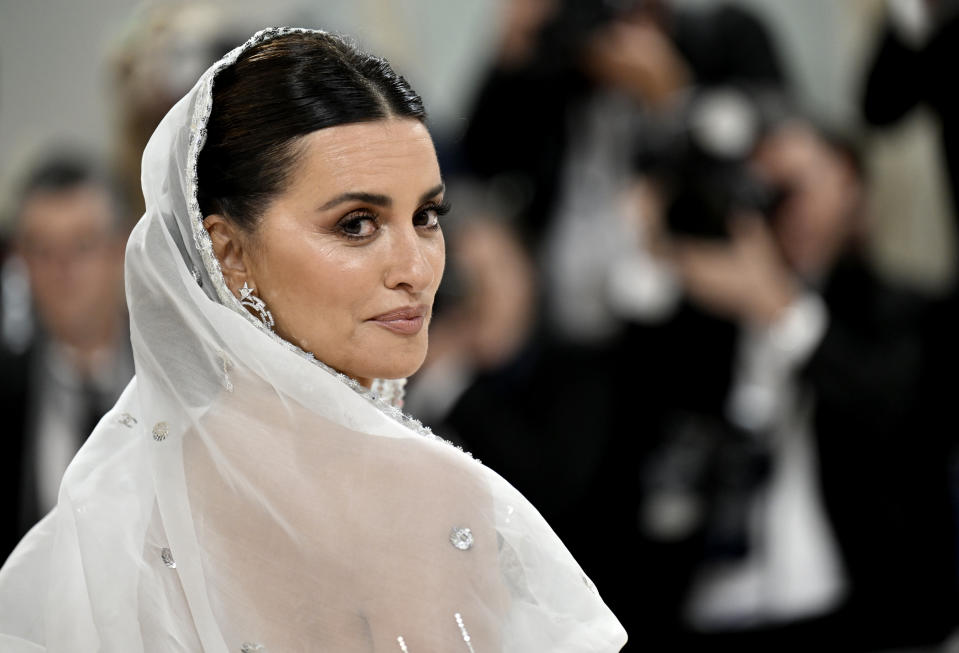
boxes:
[0,28,627,652]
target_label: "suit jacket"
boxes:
[585,258,958,650]
[0,345,30,564]
[0,333,134,566]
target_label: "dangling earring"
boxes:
[238,282,275,332]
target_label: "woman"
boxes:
[0,28,627,652]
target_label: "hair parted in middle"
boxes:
[197,31,427,231]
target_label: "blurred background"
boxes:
[2,0,959,650]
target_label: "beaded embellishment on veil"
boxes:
[396,613,477,652]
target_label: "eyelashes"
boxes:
[338,213,378,239]
[336,200,450,241]
[416,200,452,228]
[429,200,452,217]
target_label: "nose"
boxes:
[383,223,438,294]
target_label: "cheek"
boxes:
[255,239,369,341]
[293,254,370,319]
[428,234,446,290]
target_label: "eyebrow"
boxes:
[318,183,445,211]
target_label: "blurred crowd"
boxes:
[3,1,959,650]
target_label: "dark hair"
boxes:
[197,31,427,231]
[13,150,126,233]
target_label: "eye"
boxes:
[338,214,378,240]
[413,201,451,230]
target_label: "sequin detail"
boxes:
[240,644,265,653]
[455,613,476,652]
[191,266,203,287]
[396,636,409,652]
[582,574,598,595]
[371,377,406,407]
[450,527,474,551]
[160,547,176,568]
[117,413,138,428]
[217,350,234,392]
[152,422,169,441]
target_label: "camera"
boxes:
[635,86,788,238]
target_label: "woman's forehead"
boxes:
[268,120,442,210]
[292,119,440,190]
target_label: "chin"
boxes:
[359,347,428,382]
[370,360,426,381]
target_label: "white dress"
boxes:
[0,27,627,652]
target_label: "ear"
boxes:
[204,214,254,294]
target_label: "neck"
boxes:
[355,376,373,390]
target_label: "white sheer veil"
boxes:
[0,28,627,652]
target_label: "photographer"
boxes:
[465,0,787,345]
[605,119,959,649]
[462,0,786,247]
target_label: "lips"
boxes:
[368,305,428,335]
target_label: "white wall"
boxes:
[0,0,499,206]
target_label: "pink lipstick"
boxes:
[368,305,428,335]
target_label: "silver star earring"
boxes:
[238,282,275,332]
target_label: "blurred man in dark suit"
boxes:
[1,154,132,563]
[596,120,958,650]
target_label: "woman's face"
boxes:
[224,118,446,387]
